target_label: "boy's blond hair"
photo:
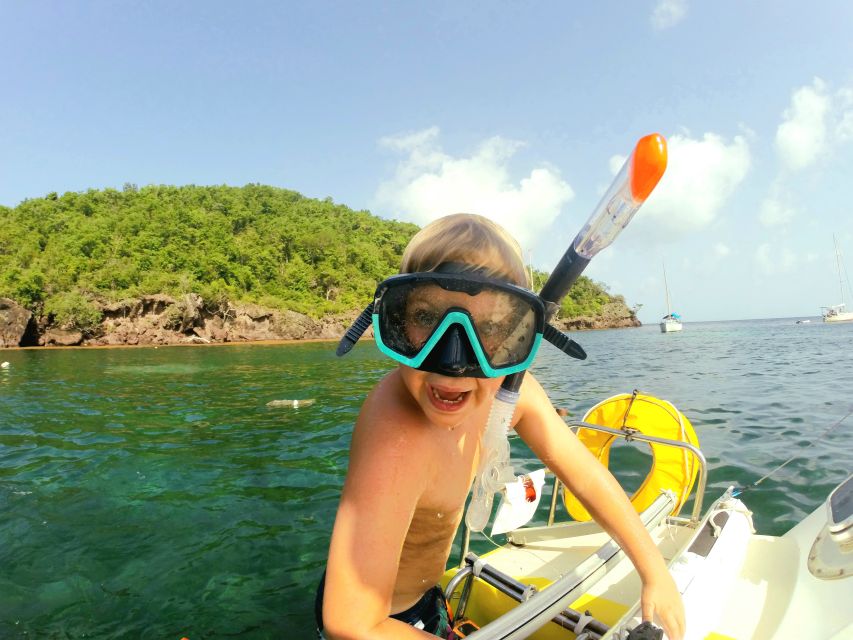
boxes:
[400,213,529,288]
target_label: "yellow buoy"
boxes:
[564,392,700,520]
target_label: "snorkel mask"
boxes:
[337,263,586,374]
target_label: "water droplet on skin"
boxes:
[436,512,444,519]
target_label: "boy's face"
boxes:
[398,364,503,430]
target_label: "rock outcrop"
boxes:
[1,294,634,350]
[43,329,84,346]
[555,315,641,331]
[553,302,641,332]
[83,295,353,347]
[0,298,34,348]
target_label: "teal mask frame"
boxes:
[372,310,544,378]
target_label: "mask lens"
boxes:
[479,297,537,367]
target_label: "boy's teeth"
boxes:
[432,387,465,403]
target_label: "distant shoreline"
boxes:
[0,321,644,352]
[0,336,338,351]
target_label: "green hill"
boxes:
[0,185,637,333]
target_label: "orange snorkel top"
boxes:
[630,133,668,203]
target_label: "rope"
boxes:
[620,389,640,431]
[482,529,552,566]
[733,405,853,496]
[709,510,732,538]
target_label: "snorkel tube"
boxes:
[465,133,669,532]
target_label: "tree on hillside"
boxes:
[0,185,636,329]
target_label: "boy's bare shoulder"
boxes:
[345,370,439,500]
[356,370,431,445]
[512,372,552,421]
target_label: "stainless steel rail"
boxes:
[549,420,708,524]
[457,419,707,565]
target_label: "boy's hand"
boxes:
[641,574,685,640]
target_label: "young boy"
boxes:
[318,214,685,639]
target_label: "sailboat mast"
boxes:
[663,261,672,315]
[835,235,846,305]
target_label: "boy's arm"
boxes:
[512,374,685,640]
[323,379,439,640]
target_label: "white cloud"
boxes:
[651,0,687,30]
[374,128,574,250]
[763,79,853,229]
[755,243,798,276]
[776,78,830,171]
[759,188,796,227]
[378,126,442,153]
[837,88,853,141]
[609,154,627,175]
[714,243,730,258]
[636,132,751,235]
[838,111,853,141]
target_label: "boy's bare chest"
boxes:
[393,411,489,606]
[417,424,482,514]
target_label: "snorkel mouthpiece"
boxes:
[466,386,518,532]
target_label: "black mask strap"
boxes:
[336,302,374,356]
[543,323,586,360]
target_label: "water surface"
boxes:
[1,319,851,637]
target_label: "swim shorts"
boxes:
[315,571,452,638]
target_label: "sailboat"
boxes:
[821,236,853,323]
[659,262,682,333]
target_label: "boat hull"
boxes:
[659,320,682,333]
[823,312,853,323]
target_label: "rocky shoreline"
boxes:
[0,295,640,349]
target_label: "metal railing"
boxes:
[457,420,708,565]
[548,420,708,524]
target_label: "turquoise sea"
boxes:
[2,318,852,638]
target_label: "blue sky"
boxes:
[2,1,852,322]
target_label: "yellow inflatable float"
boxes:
[564,391,701,521]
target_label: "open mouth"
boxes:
[428,384,471,411]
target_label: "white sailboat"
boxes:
[822,236,853,323]
[659,262,682,333]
